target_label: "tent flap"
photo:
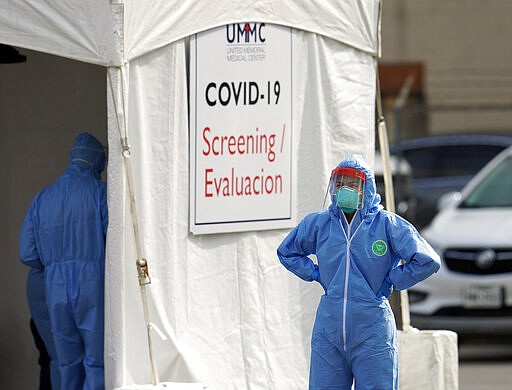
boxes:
[0,0,121,65]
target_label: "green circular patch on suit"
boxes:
[372,240,387,256]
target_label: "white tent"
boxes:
[1,1,383,389]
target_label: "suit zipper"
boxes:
[340,211,362,352]
[343,236,351,351]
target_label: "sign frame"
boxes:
[189,23,295,234]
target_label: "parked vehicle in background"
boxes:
[390,133,512,228]
[374,151,416,222]
[408,146,512,335]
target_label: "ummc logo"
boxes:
[226,23,266,44]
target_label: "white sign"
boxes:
[190,23,294,234]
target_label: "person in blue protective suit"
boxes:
[27,268,60,390]
[277,154,440,390]
[20,132,108,390]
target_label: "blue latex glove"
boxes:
[311,266,326,293]
[377,275,394,298]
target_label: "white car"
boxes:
[408,145,512,335]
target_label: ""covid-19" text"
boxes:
[205,81,281,106]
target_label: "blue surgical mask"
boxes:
[336,186,360,214]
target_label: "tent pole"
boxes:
[376,72,411,332]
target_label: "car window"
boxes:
[401,145,506,178]
[460,155,512,208]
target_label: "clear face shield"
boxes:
[323,167,366,213]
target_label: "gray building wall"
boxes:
[381,0,512,136]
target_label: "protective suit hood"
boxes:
[69,132,106,174]
[332,154,382,216]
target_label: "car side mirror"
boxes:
[437,191,462,211]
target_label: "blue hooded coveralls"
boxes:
[277,155,440,390]
[27,268,60,389]
[20,133,107,390]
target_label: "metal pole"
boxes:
[376,74,412,332]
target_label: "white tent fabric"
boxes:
[0,0,120,65]
[1,1,382,389]
[106,33,376,389]
[0,0,380,65]
[123,0,381,61]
